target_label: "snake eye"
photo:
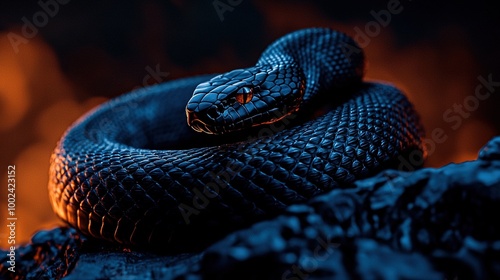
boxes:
[235,87,253,104]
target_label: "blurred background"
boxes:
[1,0,499,246]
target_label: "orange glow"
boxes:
[0,30,107,248]
[360,28,489,166]
[0,34,31,131]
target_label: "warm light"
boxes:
[0,33,31,132]
[0,30,107,248]
[361,28,484,166]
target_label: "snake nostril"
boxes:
[207,104,223,120]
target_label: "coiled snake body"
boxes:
[48,28,424,251]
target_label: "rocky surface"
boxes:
[2,137,500,279]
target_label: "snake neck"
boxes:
[256,28,365,104]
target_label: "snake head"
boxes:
[186,65,305,134]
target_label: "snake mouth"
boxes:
[189,119,205,133]
[186,109,219,134]
[187,106,233,134]
[186,109,203,132]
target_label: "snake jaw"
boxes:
[186,113,207,133]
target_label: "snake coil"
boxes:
[48,28,424,251]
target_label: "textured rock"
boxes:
[2,137,500,279]
[0,227,82,279]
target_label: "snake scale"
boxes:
[48,28,424,251]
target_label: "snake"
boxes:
[48,28,424,251]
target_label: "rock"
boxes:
[0,227,202,279]
[479,136,500,160]
[0,227,82,279]
[183,158,500,279]
[2,137,500,279]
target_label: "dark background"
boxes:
[0,0,499,245]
